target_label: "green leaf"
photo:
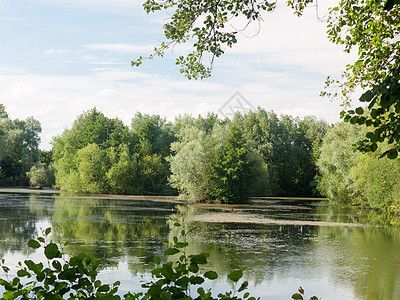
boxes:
[227,269,243,282]
[52,260,62,271]
[387,149,398,159]
[175,276,190,287]
[190,276,204,285]
[45,243,60,259]
[359,90,374,102]
[2,290,16,300]
[154,256,161,265]
[28,239,41,249]
[97,284,110,292]
[148,284,162,297]
[189,262,199,273]
[95,280,101,288]
[190,254,207,265]
[164,248,179,256]
[204,270,218,280]
[17,269,30,277]
[45,228,52,236]
[355,107,364,115]
[291,293,304,300]
[350,117,358,124]
[370,143,378,152]
[238,280,249,292]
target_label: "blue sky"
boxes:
[0,0,356,150]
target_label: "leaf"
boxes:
[204,270,218,280]
[98,284,111,292]
[355,107,364,115]
[227,269,243,282]
[291,293,304,300]
[45,243,60,259]
[175,276,190,287]
[359,90,374,102]
[190,254,208,265]
[387,149,398,159]
[164,248,179,256]
[28,239,41,249]
[238,280,249,292]
[154,256,161,265]
[45,228,52,236]
[52,260,62,271]
[189,262,199,273]
[17,269,30,277]
[190,276,204,285]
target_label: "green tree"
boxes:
[106,144,140,194]
[26,163,48,188]
[233,109,328,196]
[206,124,253,203]
[168,126,213,200]
[135,0,400,158]
[316,122,363,203]
[0,107,42,186]
[76,143,109,194]
[169,119,268,203]
[52,108,130,192]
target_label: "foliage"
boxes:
[132,0,276,79]
[317,122,400,213]
[233,109,329,196]
[0,227,121,300]
[169,120,269,203]
[1,227,318,299]
[0,105,42,186]
[52,109,174,195]
[134,0,400,160]
[291,286,318,300]
[26,163,55,189]
[205,124,253,203]
[316,122,363,203]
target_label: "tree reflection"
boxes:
[315,204,400,300]
[50,197,174,273]
[0,193,47,256]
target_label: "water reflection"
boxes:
[0,192,399,299]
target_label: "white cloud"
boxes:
[37,0,144,14]
[0,64,343,150]
[85,44,154,53]
[44,48,71,55]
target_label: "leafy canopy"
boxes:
[134,0,400,158]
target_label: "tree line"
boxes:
[50,107,329,202]
[1,104,399,213]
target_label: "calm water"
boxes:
[0,192,400,299]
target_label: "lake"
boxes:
[0,191,399,299]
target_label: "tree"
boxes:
[0,106,42,186]
[26,163,52,189]
[133,0,276,79]
[316,121,400,213]
[169,119,268,203]
[135,0,400,157]
[206,124,254,203]
[316,122,363,203]
[233,109,329,196]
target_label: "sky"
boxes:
[0,0,357,150]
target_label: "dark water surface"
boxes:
[0,192,399,299]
